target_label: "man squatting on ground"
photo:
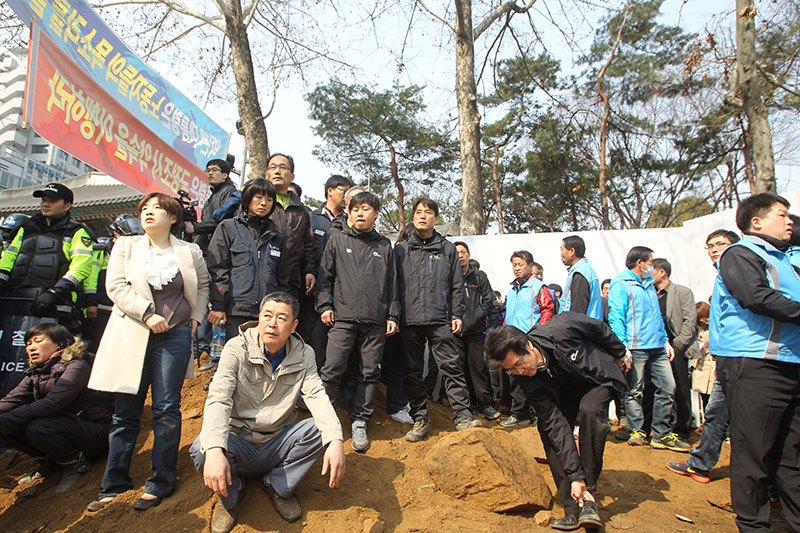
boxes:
[190,292,345,533]
[484,314,630,531]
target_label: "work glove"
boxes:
[30,290,61,317]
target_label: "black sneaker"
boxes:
[55,453,92,493]
[578,501,602,529]
[18,460,54,486]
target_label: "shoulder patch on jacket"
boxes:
[81,236,92,247]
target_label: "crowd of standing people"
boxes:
[0,159,797,532]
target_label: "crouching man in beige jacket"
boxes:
[190,291,345,533]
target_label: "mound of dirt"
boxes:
[0,368,793,532]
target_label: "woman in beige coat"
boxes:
[87,192,209,512]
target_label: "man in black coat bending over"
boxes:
[484,313,630,531]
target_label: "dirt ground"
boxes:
[0,368,793,533]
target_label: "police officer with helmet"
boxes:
[0,183,93,330]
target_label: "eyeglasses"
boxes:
[206,167,222,173]
[505,353,527,375]
[705,242,730,251]
[268,164,291,172]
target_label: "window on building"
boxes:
[71,156,80,166]
[30,145,48,154]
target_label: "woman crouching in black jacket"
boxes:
[0,323,112,493]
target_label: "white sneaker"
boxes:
[390,404,414,424]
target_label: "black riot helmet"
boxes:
[1,213,29,242]
[109,214,144,236]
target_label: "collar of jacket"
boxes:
[744,231,791,252]
[343,225,381,241]
[240,325,306,374]
[28,212,76,232]
[211,178,236,193]
[407,230,443,250]
[235,209,277,229]
[25,352,63,376]
[510,273,534,289]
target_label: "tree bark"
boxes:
[455,0,484,235]
[736,0,775,193]
[388,142,406,228]
[491,146,504,233]
[596,7,629,230]
[224,0,269,180]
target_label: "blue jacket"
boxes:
[608,269,667,349]
[505,275,545,331]
[710,236,800,363]
[562,258,603,320]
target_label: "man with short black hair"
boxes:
[560,235,603,320]
[651,257,697,443]
[191,292,345,533]
[484,317,629,531]
[0,183,93,328]
[710,193,800,531]
[317,191,399,452]
[453,241,500,421]
[608,246,687,451]
[396,198,480,441]
[267,154,317,331]
[193,159,241,251]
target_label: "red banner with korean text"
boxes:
[26,27,212,205]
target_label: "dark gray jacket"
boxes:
[207,211,289,317]
[195,178,241,250]
[460,265,495,336]
[395,231,465,326]
[270,193,316,291]
[316,226,399,324]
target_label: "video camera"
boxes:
[176,190,199,225]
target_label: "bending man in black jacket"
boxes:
[396,198,481,442]
[484,314,630,531]
[317,192,400,453]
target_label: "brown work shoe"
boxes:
[211,503,239,533]
[261,482,301,522]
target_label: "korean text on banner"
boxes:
[7,0,230,170]
[29,29,212,205]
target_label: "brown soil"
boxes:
[0,370,792,533]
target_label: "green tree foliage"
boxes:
[306,79,456,231]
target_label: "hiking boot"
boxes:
[55,453,92,493]
[351,420,370,453]
[578,500,602,529]
[455,417,483,431]
[627,429,647,446]
[262,482,301,522]
[651,433,691,452]
[665,461,710,483]
[550,513,579,531]
[389,404,414,424]
[17,460,54,486]
[499,415,531,428]
[405,419,431,442]
[478,405,501,420]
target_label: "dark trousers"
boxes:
[671,351,693,438]
[454,333,493,409]
[403,324,471,423]
[320,322,386,422]
[380,334,408,415]
[717,357,800,532]
[3,414,108,464]
[539,384,613,516]
[297,292,317,344]
[310,315,330,371]
[509,376,531,419]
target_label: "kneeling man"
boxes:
[190,292,345,533]
[484,313,629,531]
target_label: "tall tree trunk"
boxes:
[388,143,406,228]
[738,116,756,193]
[492,146,504,234]
[225,1,269,180]
[596,7,629,230]
[736,0,775,193]
[455,0,483,236]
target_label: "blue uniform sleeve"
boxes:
[607,282,628,346]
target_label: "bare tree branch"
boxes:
[474,0,537,40]
[414,0,455,32]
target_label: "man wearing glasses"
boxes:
[484,314,629,531]
[194,159,242,251]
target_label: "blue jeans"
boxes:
[99,324,192,499]
[624,348,675,438]
[686,378,729,472]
